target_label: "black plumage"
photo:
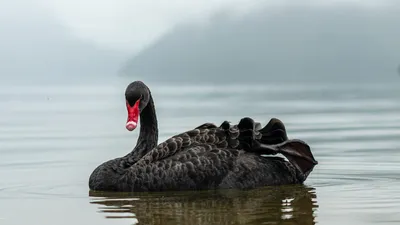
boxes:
[88,81,318,192]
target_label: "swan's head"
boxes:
[124,81,150,131]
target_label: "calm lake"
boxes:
[0,77,399,225]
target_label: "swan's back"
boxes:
[116,117,315,192]
[135,117,287,166]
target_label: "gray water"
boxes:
[0,77,399,225]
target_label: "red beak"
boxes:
[126,99,140,131]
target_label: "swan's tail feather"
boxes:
[252,139,318,178]
[257,118,288,145]
[236,117,317,178]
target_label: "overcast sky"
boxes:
[1,0,395,54]
[1,0,399,82]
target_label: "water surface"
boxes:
[0,78,399,225]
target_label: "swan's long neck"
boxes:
[132,93,158,159]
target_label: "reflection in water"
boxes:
[89,185,318,225]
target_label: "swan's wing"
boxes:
[139,117,293,164]
[137,116,316,178]
[138,126,232,164]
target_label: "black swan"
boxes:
[88,81,318,192]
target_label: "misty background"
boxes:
[1,2,400,225]
[1,0,399,83]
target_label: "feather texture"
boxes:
[89,117,317,192]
